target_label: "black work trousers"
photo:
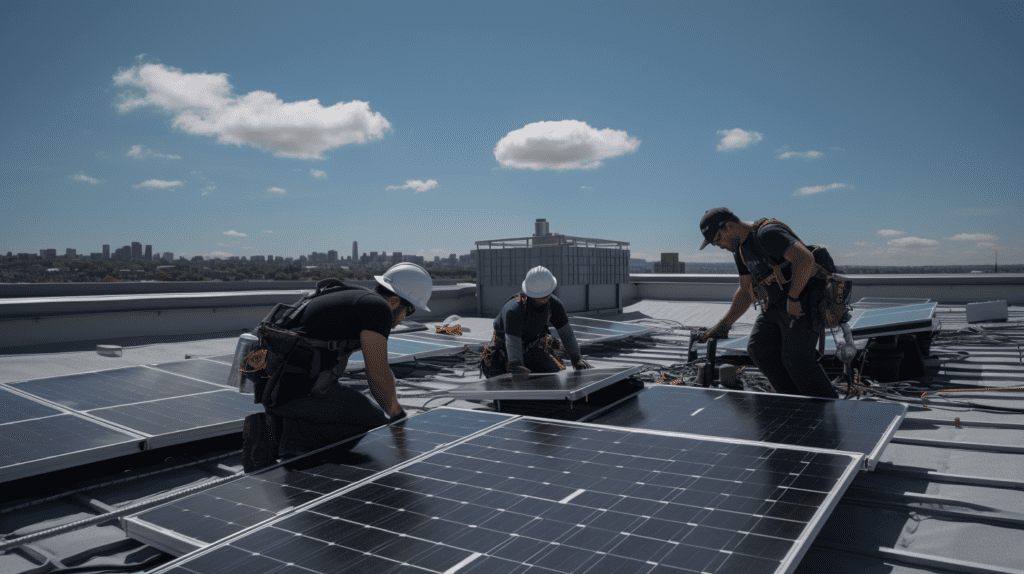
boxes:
[267,382,388,456]
[746,304,838,399]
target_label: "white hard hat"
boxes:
[375,262,432,313]
[522,266,557,298]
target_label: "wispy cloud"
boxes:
[126,144,180,159]
[887,237,939,249]
[776,146,822,160]
[70,173,100,184]
[263,230,273,234]
[267,187,287,194]
[494,120,640,170]
[207,251,232,259]
[854,241,870,247]
[716,128,763,151]
[133,179,183,189]
[877,229,906,237]
[114,62,391,159]
[310,169,327,179]
[223,230,246,237]
[793,182,852,196]
[580,185,593,190]
[947,233,997,241]
[386,179,438,193]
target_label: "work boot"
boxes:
[242,413,280,472]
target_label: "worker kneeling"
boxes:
[241,263,432,472]
[481,266,590,379]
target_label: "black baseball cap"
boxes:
[699,207,740,250]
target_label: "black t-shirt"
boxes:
[734,223,799,306]
[493,294,569,343]
[274,288,393,405]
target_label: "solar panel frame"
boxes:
[445,366,643,401]
[123,407,517,556]
[854,297,931,309]
[0,385,146,483]
[581,384,907,471]
[147,412,863,574]
[569,316,657,337]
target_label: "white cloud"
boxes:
[776,147,822,160]
[133,179,183,189]
[207,251,231,259]
[267,187,287,194]
[716,128,763,151]
[854,241,870,247]
[877,229,906,237]
[494,120,640,170]
[887,236,939,249]
[310,169,327,179]
[114,62,391,159]
[976,242,998,249]
[947,233,997,242]
[223,230,247,237]
[263,230,273,234]
[386,179,438,193]
[71,173,99,184]
[793,182,852,196]
[127,144,180,159]
[580,185,593,190]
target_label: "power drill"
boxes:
[688,327,742,390]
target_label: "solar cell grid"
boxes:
[586,385,905,470]
[86,390,263,443]
[12,366,222,411]
[156,415,861,574]
[0,386,62,423]
[125,408,514,555]
[147,360,234,387]
[446,367,642,401]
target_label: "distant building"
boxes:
[131,242,142,260]
[629,258,654,273]
[145,245,152,260]
[40,249,57,258]
[250,255,266,263]
[162,252,174,262]
[654,253,684,274]
[65,248,76,258]
[352,241,358,261]
[90,253,103,260]
[328,250,338,263]
[102,244,110,259]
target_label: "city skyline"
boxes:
[3,2,1022,266]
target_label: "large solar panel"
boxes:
[9,365,258,450]
[584,385,906,470]
[0,386,144,483]
[446,366,643,402]
[346,335,472,368]
[148,359,235,388]
[854,297,931,309]
[151,415,862,574]
[570,316,657,337]
[848,302,937,337]
[125,407,514,556]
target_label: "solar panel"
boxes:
[124,407,515,556]
[570,317,656,337]
[151,415,862,574]
[11,366,225,411]
[446,367,643,402]
[849,302,937,337]
[85,390,264,448]
[396,331,492,347]
[346,335,473,368]
[0,386,144,483]
[584,385,906,470]
[854,297,931,309]
[148,359,235,387]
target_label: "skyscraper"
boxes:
[103,244,110,259]
[328,250,338,263]
[131,242,142,260]
[145,245,152,260]
[352,241,358,261]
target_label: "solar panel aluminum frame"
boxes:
[345,335,472,369]
[579,384,908,471]
[145,410,864,574]
[445,366,643,402]
[0,385,147,483]
[122,407,517,557]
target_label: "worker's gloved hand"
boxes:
[700,322,731,342]
[388,410,408,426]
[571,356,591,370]
[509,362,531,382]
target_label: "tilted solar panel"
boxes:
[150,414,862,574]
[584,385,906,470]
[124,407,515,556]
[0,386,144,483]
[446,367,643,402]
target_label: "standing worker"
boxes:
[480,266,590,378]
[242,262,433,471]
[697,207,838,398]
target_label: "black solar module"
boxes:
[148,359,235,387]
[11,366,224,410]
[585,385,907,470]
[151,415,862,574]
[446,367,642,402]
[0,387,143,483]
[124,408,514,556]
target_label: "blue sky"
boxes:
[2,0,1021,266]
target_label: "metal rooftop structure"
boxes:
[0,274,1022,574]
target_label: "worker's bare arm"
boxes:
[360,329,403,418]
